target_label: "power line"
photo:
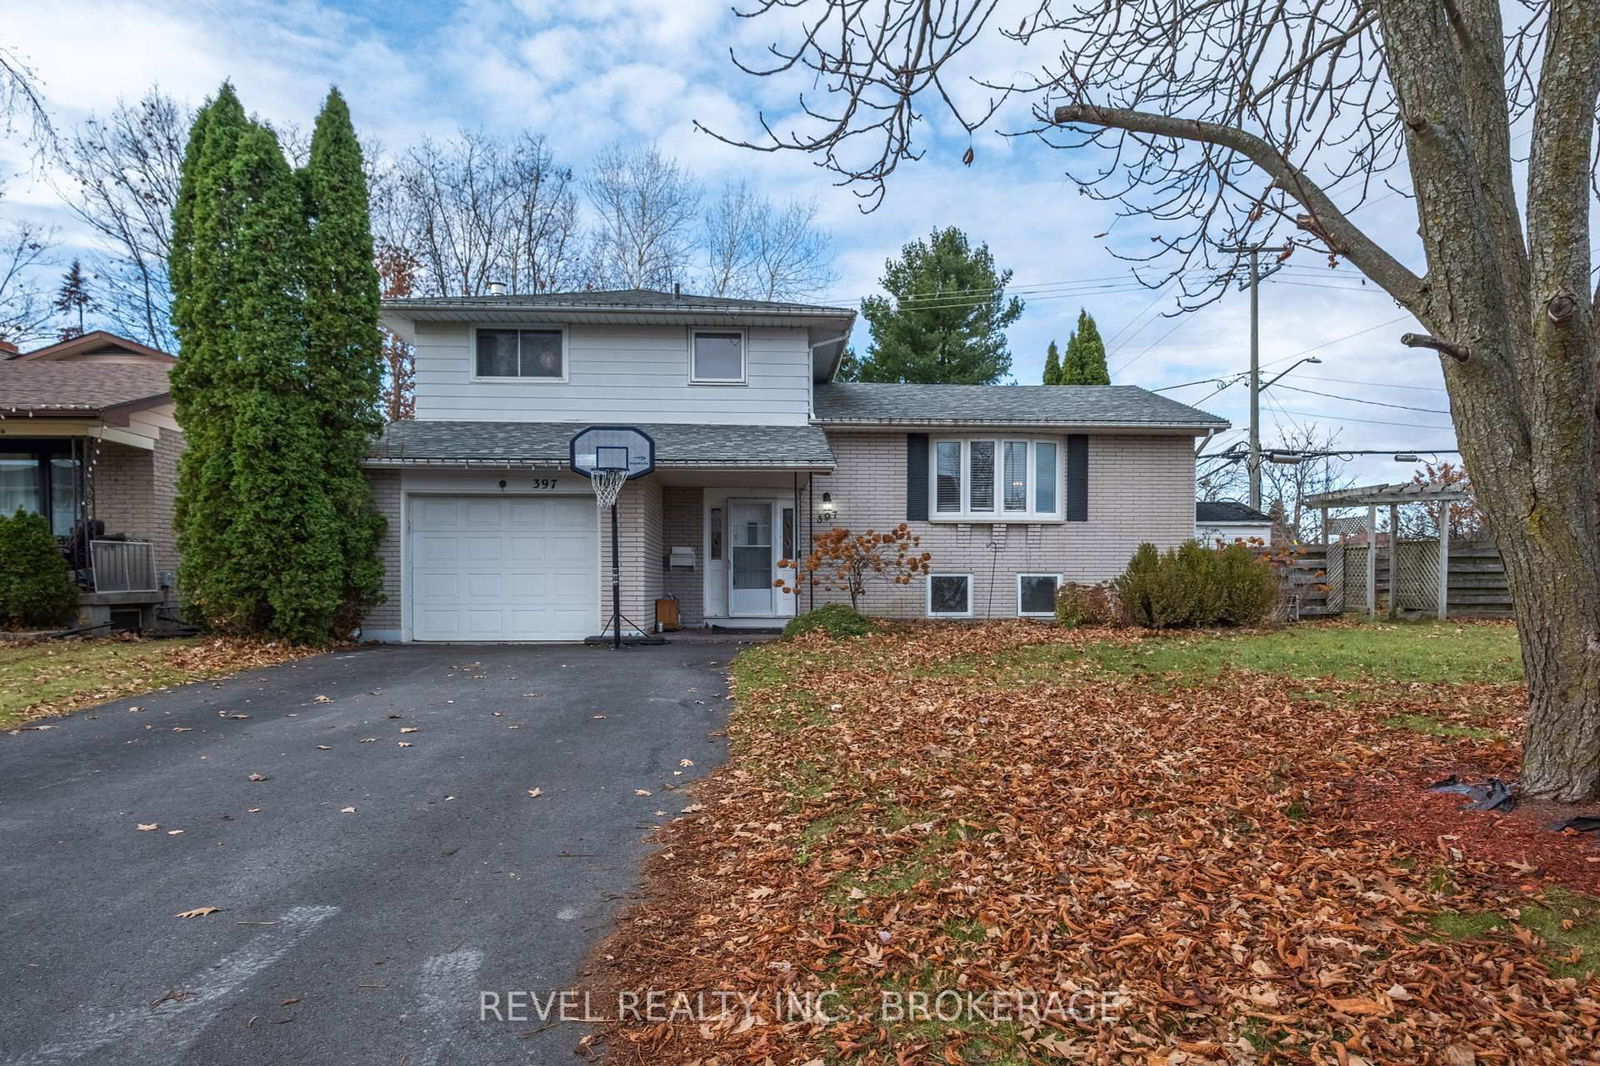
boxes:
[1297,373,1446,393]
[1270,382,1452,415]
[1276,407,1452,430]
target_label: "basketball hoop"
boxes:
[570,427,656,648]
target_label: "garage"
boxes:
[408,495,597,641]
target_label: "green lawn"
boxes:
[998,619,1524,687]
[0,637,306,730]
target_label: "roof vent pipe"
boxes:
[673,282,681,299]
[487,281,507,297]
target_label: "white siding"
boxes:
[412,321,813,425]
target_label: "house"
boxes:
[362,290,1226,641]
[0,331,184,629]
[1195,500,1275,544]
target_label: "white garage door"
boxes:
[409,495,597,641]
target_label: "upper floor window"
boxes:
[691,330,745,384]
[931,438,1061,521]
[475,328,565,380]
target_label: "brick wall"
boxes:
[661,486,705,625]
[813,430,1196,618]
[365,470,403,634]
[615,476,664,633]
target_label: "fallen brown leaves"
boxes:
[585,622,1600,1065]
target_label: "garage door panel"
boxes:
[409,495,597,641]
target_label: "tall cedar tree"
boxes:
[854,227,1022,383]
[170,86,348,642]
[1062,310,1110,384]
[302,88,386,632]
[1042,339,1062,384]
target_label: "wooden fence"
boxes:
[1271,541,1513,619]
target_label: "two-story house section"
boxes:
[360,289,1227,642]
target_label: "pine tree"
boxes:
[1061,309,1111,385]
[302,87,386,632]
[1043,339,1062,384]
[53,259,94,338]
[854,227,1022,384]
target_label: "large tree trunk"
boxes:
[1498,519,1600,800]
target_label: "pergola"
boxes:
[1302,482,1473,619]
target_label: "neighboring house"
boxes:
[0,332,184,628]
[1195,500,1275,544]
[363,289,1226,641]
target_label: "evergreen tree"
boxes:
[853,227,1022,384]
[1061,309,1111,384]
[53,259,94,338]
[301,87,385,632]
[169,84,352,643]
[1042,339,1062,384]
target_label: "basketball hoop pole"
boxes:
[609,501,621,651]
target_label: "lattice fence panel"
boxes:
[1342,544,1369,613]
[1394,539,1442,613]
[1324,544,1345,614]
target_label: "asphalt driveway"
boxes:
[0,641,739,1065]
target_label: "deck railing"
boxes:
[90,540,158,593]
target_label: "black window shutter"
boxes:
[905,434,929,521]
[1066,435,1089,521]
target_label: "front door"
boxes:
[728,499,775,616]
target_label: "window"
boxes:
[709,508,723,560]
[1,449,81,536]
[781,506,796,562]
[934,441,962,513]
[928,439,1063,521]
[691,330,745,383]
[1034,441,1057,514]
[927,574,972,617]
[1017,574,1060,617]
[474,328,564,379]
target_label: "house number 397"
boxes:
[530,478,560,490]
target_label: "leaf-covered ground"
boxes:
[0,635,314,730]
[584,620,1600,1065]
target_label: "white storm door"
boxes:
[409,495,597,641]
[727,499,775,616]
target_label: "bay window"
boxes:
[929,438,1063,521]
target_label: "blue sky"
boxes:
[0,0,1458,486]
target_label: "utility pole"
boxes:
[1218,243,1281,510]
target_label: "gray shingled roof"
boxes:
[367,420,836,468]
[0,361,171,415]
[1196,500,1272,523]
[385,288,855,318]
[813,383,1227,428]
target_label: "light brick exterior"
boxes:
[91,427,185,604]
[661,487,705,625]
[366,470,403,633]
[809,430,1196,618]
[360,429,1196,638]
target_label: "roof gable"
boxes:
[12,330,176,363]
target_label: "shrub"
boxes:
[1213,541,1280,625]
[782,603,872,641]
[1054,582,1120,627]
[1113,539,1282,629]
[0,509,79,628]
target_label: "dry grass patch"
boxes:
[1,635,315,730]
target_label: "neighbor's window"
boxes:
[1017,574,1060,617]
[475,328,564,379]
[927,573,972,617]
[692,330,745,383]
[929,439,1063,521]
